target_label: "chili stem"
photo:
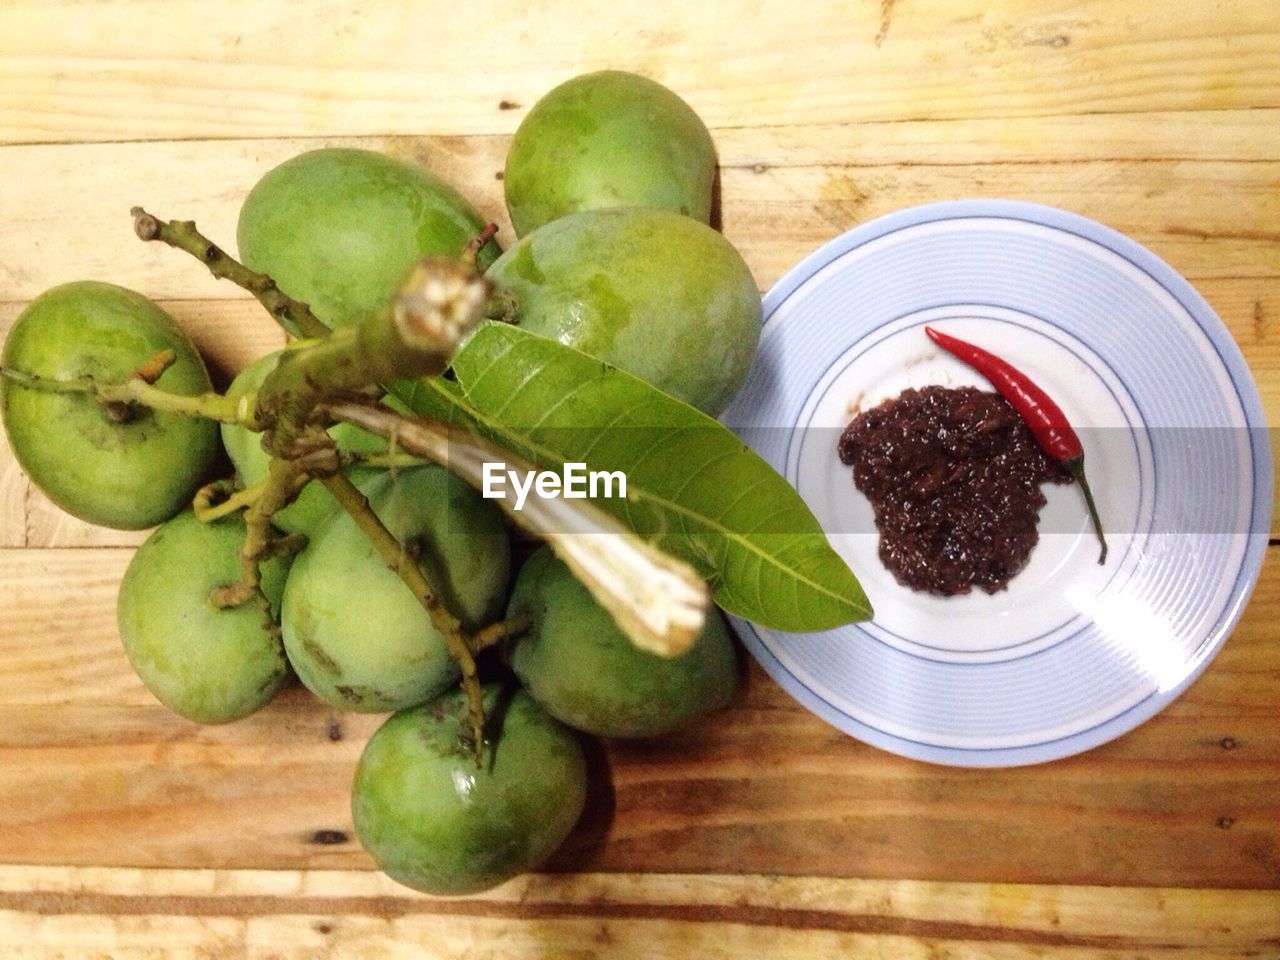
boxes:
[1065,456,1107,565]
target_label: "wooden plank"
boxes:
[0,431,24,550]
[721,160,1280,285]
[0,114,1277,305]
[0,2,1273,950]
[713,111,1280,166]
[0,547,1275,887]
[0,0,1277,144]
[0,136,509,305]
[0,866,1276,959]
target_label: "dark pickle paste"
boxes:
[837,385,1072,597]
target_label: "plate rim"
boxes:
[729,198,1273,768]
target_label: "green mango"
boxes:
[508,547,738,738]
[280,467,510,712]
[352,686,586,895]
[219,349,385,535]
[237,148,500,331]
[504,70,716,236]
[117,510,290,724]
[1,282,219,529]
[485,208,761,415]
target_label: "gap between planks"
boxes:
[0,866,1277,946]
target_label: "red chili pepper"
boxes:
[925,326,1108,565]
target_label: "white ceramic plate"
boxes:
[724,200,1272,767]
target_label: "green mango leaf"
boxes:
[393,324,871,631]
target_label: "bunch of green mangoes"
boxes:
[0,71,755,896]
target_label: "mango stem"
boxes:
[321,471,487,764]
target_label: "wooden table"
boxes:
[1,2,1277,956]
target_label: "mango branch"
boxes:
[192,478,266,522]
[209,455,311,640]
[322,400,710,658]
[470,610,531,654]
[461,223,499,268]
[192,251,496,757]
[125,207,704,742]
[0,362,244,424]
[350,451,432,470]
[252,260,492,759]
[131,207,330,339]
[127,211,495,681]
[254,259,490,458]
[319,471,487,756]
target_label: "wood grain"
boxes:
[0,547,1275,887]
[1,0,1278,144]
[0,0,1277,952]
[1,112,1277,305]
[0,866,1277,959]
